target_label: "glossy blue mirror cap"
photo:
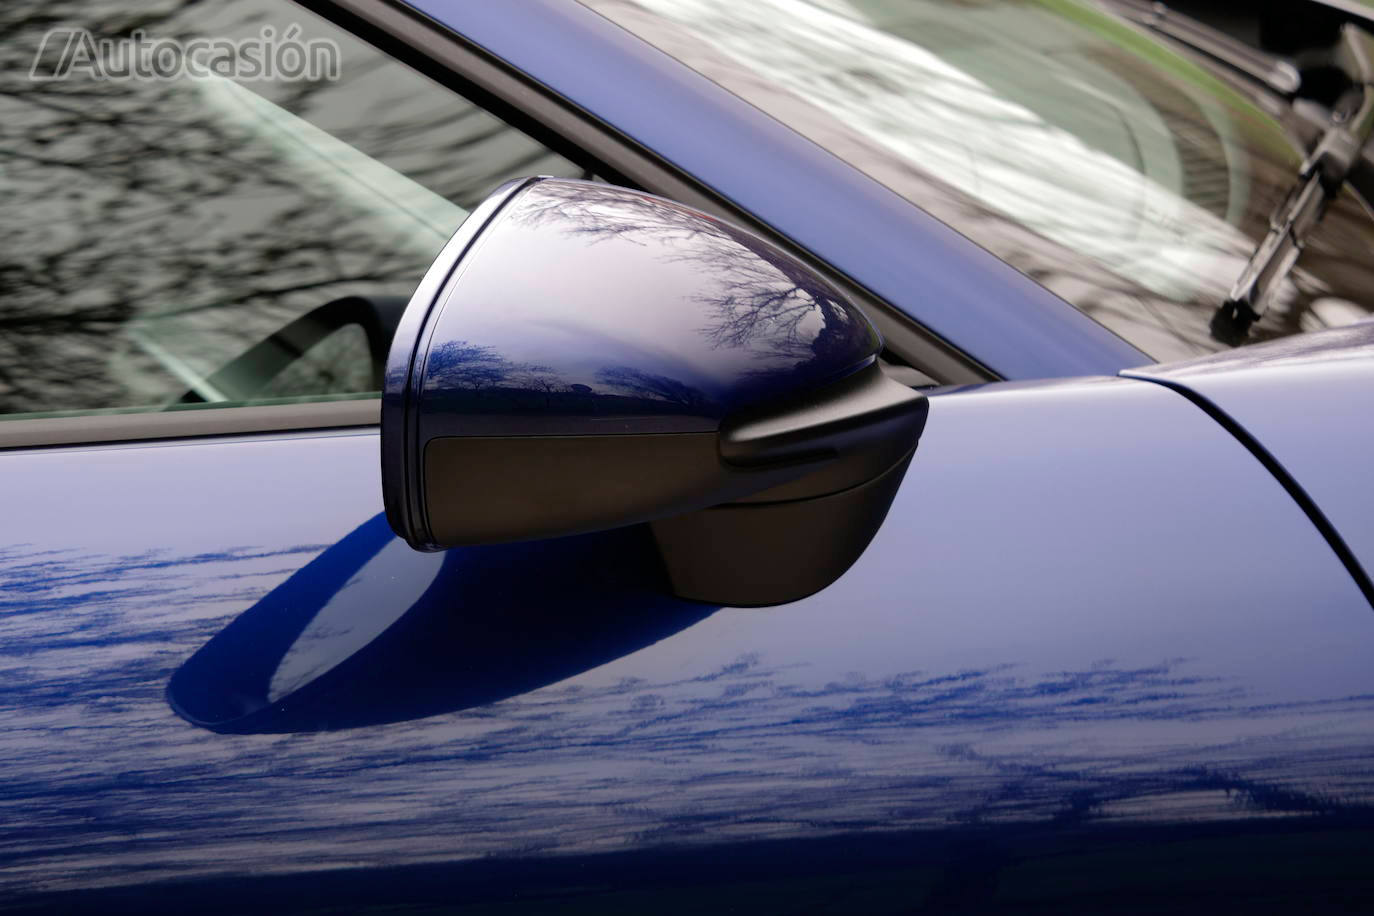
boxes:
[382,178,882,545]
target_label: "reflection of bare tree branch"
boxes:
[596,366,710,408]
[515,369,564,394]
[5,527,1374,896]
[511,182,876,380]
[590,0,1374,360]
[424,341,513,392]
[0,0,580,416]
[424,340,561,399]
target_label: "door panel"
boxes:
[2,375,1372,910]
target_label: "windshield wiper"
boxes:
[1212,23,1374,345]
[1106,1,1302,95]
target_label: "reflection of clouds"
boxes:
[415,180,877,421]
[629,0,1251,300]
[3,536,1374,897]
[605,0,1374,359]
[507,180,869,367]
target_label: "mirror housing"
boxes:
[382,178,927,606]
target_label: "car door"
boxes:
[7,374,1374,912]
[4,1,1374,913]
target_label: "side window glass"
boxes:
[1,0,584,422]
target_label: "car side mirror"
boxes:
[381,178,927,606]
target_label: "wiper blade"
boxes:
[1106,1,1301,95]
[1212,23,1374,345]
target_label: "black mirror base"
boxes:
[650,450,915,607]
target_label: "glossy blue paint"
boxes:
[382,178,885,549]
[380,175,535,545]
[400,0,1147,380]
[1124,320,1374,603]
[407,179,879,431]
[168,514,709,733]
[3,373,1373,909]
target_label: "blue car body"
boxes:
[2,1,1373,911]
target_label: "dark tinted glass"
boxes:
[0,0,583,420]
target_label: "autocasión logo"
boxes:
[29,24,342,82]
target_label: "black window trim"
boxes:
[0,0,988,452]
[0,400,379,451]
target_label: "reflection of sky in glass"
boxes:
[595,0,1374,361]
[628,0,1255,302]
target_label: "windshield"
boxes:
[589,0,1374,361]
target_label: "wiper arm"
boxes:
[1212,23,1374,345]
[1106,1,1301,95]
